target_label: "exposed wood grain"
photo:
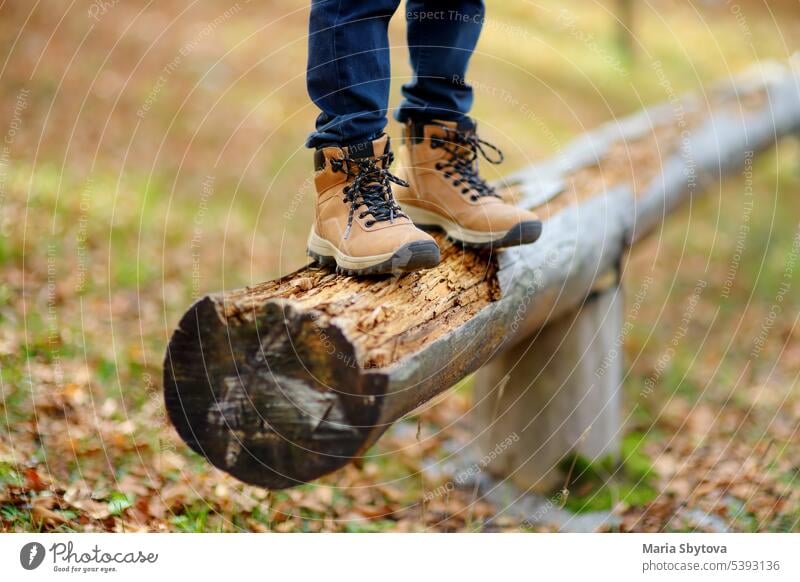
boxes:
[220,238,499,369]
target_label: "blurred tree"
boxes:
[616,0,636,65]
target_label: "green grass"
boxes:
[561,432,658,514]
[170,505,211,533]
[0,462,24,488]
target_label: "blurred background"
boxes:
[1,0,799,532]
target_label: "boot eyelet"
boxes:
[470,195,478,201]
[435,163,443,170]
[365,220,376,228]
[359,212,367,219]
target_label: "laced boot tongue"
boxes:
[345,134,390,167]
[426,119,476,158]
[342,134,393,192]
[427,118,504,200]
[334,135,408,238]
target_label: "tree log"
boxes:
[163,62,800,489]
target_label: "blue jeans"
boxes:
[306,0,485,148]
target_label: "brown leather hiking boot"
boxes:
[307,134,440,275]
[394,119,542,248]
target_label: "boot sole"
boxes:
[402,205,543,249]
[307,230,440,276]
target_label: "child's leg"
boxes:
[391,0,542,249]
[306,0,402,148]
[395,0,485,124]
[304,0,440,275]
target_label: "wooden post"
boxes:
[472,278,623,493]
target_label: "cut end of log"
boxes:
[163,295,390,489]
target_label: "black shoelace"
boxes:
[430,125,504,201]
[330,150,408,239]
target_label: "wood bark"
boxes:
[163,63,800,489]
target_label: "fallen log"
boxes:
[163,61,800,490]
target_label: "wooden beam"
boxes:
[163,62,800,489]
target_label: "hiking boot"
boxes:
[307,134,440,275]
[394,119,542,248]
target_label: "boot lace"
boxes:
[330,150,408,239]
[430,124,504,201]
